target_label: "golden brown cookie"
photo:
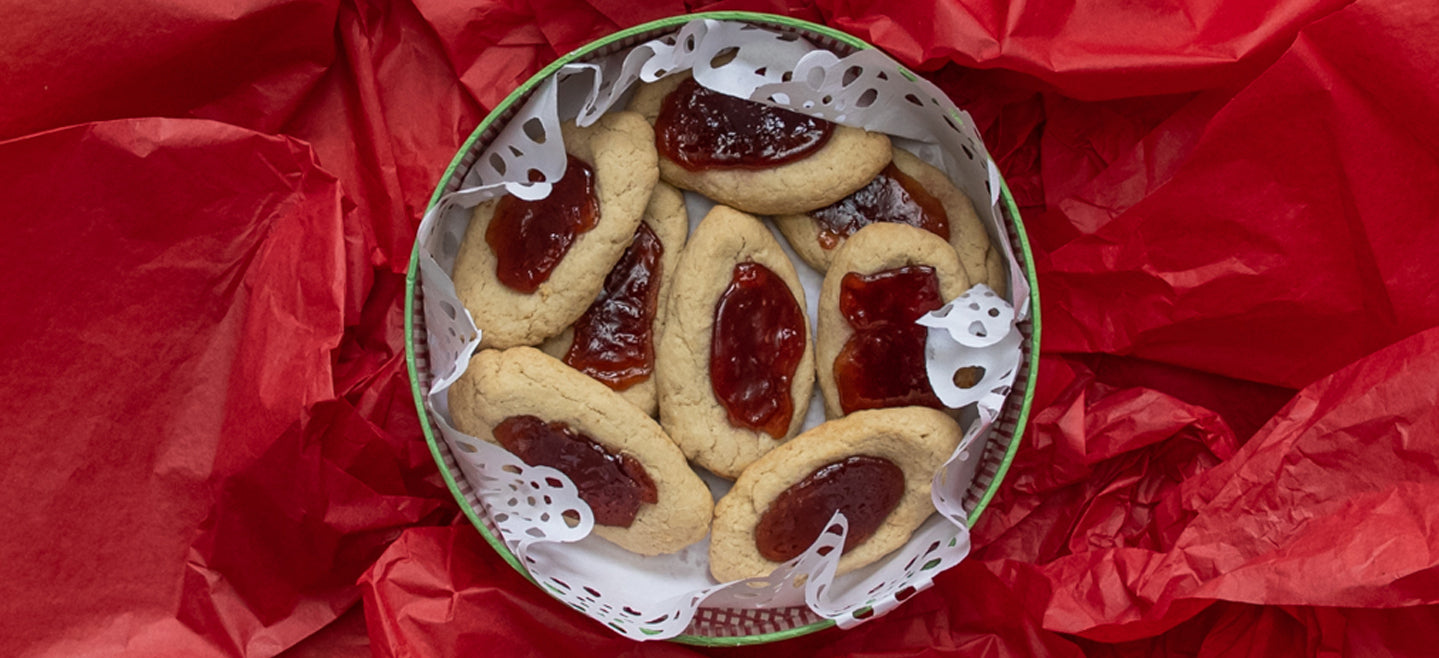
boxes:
[816,223,970,419]
[539,182,688,416]
[654,205,815,479]
[449,347,713,556]
[628,73,891,216]
[774,147,994,290]
[709,407,963,582]
[453,111,658,349]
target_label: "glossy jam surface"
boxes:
[655,77,834,171]
[835,266,945,414]
[710,262,806,439]
[485,155,600,293]
[809,163,950,249]
[755,455,905,562]
[492,415,657,527]
[563,222,664,390]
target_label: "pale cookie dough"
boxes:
[709,407,963,582]
[448,347,713,556]
[654,205,815,479]
[452,111,658,349]
[628,73,891,216]
[540,182,689,416]
[774,147,996,292]
[984,246,1008,298]
[816,223,970,419]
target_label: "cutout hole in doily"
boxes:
[522,117,547,143]
[710,46,738,68]
[489,152,507,175]
[842,65,862,86]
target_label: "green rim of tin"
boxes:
[404,10,1040,647]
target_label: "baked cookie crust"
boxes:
[774,147,994,291]
[453,111,659,349]
[815,222,971,419]
[629,73,891,216]
[540,182,689,416]
[449,346,714,556]
[654,205,815,479]
[709,407,963,582]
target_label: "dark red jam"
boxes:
[563,222,664,390]
[655,76,835,171]
[755,455,905,562]
[485,155,600,293]
[710,262,806,439]
[809,163,950,249]
[834,266,945,414]
[492,415,658,527]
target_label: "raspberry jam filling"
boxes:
[492,415,657,527]
[710,262,806,438]
[755,455,905,562]
[834,266,946,414]
[563,222,664,390]
[656,76,834,171]
[486,154,600,293]
[809,163,949,249]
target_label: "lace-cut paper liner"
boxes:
[413,19,1026,640]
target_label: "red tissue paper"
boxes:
[4,0,1439,656]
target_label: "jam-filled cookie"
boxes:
[709,407,963,582]
[774,147,998,292]
[453,111,659,349]
[540,182,688,416]
[628,73,891,216]
[448,347,713,555]
[654,205,815,479]
[816,223,970,418]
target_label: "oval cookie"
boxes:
[453,111,659,349]
[449,347,713,555]
[540,182,688,416]
[629,73,891,216]
[709,407,963,582]
[774,147,995,292]
[816,223,970,419]
[655,205,815,479]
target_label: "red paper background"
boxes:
[3,0,1437,655]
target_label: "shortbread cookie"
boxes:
[655,205,815,479]
[629,73,890,216]
[816,223,970,418]
[540,182,688,416]
[453,111,658,349]
[775,147,994,290]
[709,407,963,582]
[984,246,1008,298]
[449,347,713,555]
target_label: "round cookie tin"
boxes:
[405,11,1041,645]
